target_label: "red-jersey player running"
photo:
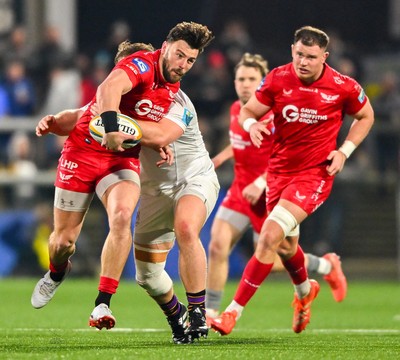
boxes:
[206,52,348,322]
[31,22,214,333]
[210,26,374,335]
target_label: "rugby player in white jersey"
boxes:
[36,71,219,344]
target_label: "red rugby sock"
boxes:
[282,245,308,285]
[233,255,273,306]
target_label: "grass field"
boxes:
[1,277,399,359]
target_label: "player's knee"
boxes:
[135,260,172,297]
[208,237,230,261]
[267,205,298,238]
[109,206,134,229]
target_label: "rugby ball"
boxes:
[89,113,142,149]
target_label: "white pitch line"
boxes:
[4,328,400,334]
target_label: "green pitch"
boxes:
[1,277,399,359]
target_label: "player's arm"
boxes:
[36,108,82,137]
[326,98,375,176]
[96,69,134,151]
[212,144,233,169]
[136,118,184,149]
[242,172,268,205]
[239,94,272,148]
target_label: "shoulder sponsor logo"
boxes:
[132,58,149,73]
[358,88,366,103]
[182,108,194,125]
[333,76,344,85]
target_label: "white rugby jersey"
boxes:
[139,89,214,190]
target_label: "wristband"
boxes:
[338,140,356,159]
[243,118,257,132]
[101,111,119,133]
[253,176,267,190]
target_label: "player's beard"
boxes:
[162,59,184,83]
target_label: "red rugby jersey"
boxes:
[65,49,179,158]
[229,100,274,181]
[256,62,367,174]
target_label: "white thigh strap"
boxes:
[267,205,298,237]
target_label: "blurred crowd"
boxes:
[0,18,399,277]
[1,20,400,181]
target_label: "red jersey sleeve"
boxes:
[113,51,154,89]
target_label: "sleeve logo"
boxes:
[132,58,150,73]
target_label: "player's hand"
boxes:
[36,115,56,136]
[326,150,346,176]
[102,132,126,152]
[242,182,267,205]
[156,145,174,167]
[249,120,271,148]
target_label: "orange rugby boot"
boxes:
[210,310,238,336]
[323,253,347,302]
[292,279,320,333]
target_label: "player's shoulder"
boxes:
[324,64,360,90]
[115,50,155,78]
[230,100,241,113]
[174,89,195,111]
[270,63,292,78]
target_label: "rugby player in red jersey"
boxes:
[210,26,374,335]
[205,52,348,323]
[31,22,214,339]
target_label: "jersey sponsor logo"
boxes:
[257,77,265,91]
[132,58,150,73]
[320,92,340,103]
[299,87,318,93]
[60,159,78,170]
[295,190,306,201]
[282,105,328,124]
[134,99,166,121]
[182,108,194,126]
[59,172,73,181]
[333,76,345,85]
[129,161,139,170]
[311,180,326,202]
[283,89,293,96]
[358,88,366,103]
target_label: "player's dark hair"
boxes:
[166,21,214,53]
[114,41,155,64]
[294,26,329,50]
[234,53,269,78]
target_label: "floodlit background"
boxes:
[0,0,399,280]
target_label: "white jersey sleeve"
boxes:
[164,89,195,131]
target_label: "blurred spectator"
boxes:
[216,18,255,73]
[94,20,131,72]
[39,61,80,115]
[6,131,38,208]
[0,59,36,165]
[371,71,400,185]
[2,59,35,115]
[76,53,108,107]
[30,25,74,109]
[0,25,33,72]
[0,85,8,116]
[326,29,361,79]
